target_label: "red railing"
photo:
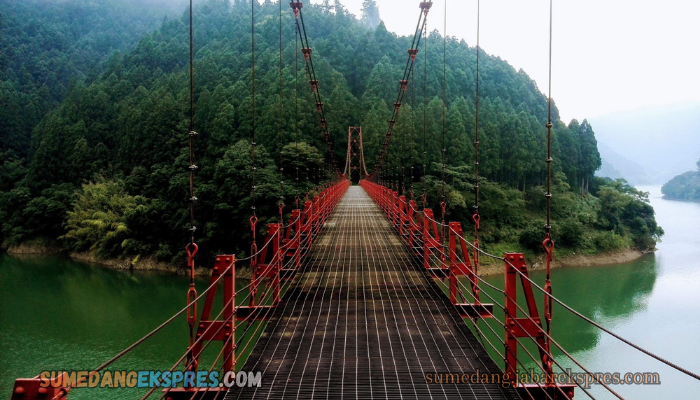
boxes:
[361,179,575,400]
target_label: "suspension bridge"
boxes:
[9,1,700,400]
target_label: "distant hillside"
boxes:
[662,159,700,202]
[596,142,651,185]
[591,102,700,184]
[597,158,623,180]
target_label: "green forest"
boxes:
[0,0,663,267]
[661,159,700,202]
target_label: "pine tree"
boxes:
[361,0,380,29]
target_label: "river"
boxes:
[1,186,699,399]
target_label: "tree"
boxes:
[577,119,602,192]
[320,0,332,14]
[62,180,150,258]
[361,0,380,29]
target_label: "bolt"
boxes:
[14,386,25,395]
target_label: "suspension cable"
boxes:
[187,0,197,243]
[368,1,431,181]
[185,0,198,376]
[251,0,257,218]
[293,3,340,177]
[440,0,447,226]
[542,0,556,366]
[545,1,553,237]
[278,0,285,221]
[469,0,482,283]
[422,17,428,207]
[410,64,416,200]
[294,14,301,206]
[279,0,284,195]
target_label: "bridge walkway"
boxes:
[226,186,519,400]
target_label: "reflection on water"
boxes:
[1,186,699,399]
[482,254,657,352]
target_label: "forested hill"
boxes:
[0,0,187,159]
[0,0,663,266]
[662,159,700,202]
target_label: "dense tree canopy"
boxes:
[0,0,662,266]
[0,0,181,160]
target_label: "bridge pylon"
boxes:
[343,126,369,183]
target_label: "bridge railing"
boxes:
[362,179,579,400]
[9,179,350,400]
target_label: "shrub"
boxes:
[558,219,585,248]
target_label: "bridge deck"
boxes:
[226,186,519,400]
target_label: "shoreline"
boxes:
[5,242,644,278]
[477,248,646,276]
[4,244,250,278]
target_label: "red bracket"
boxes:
[503,253,571,398]
[309,79,319,91]
[301,47,312,61]
[290,1,303,18]
[11,374,68,400]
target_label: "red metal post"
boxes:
[422,209,432,269]
[504,253,573,399]
[190,255,236,372]
[223,256,237,372]
[293,209,301,268]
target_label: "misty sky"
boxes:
[309,0,700,123]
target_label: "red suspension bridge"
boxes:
[9,1,700,400]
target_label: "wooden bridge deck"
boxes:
[226,186,519,400]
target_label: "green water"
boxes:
[0,256,251,399]
[2,186,699,399]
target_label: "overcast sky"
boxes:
[309,0,700,123]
